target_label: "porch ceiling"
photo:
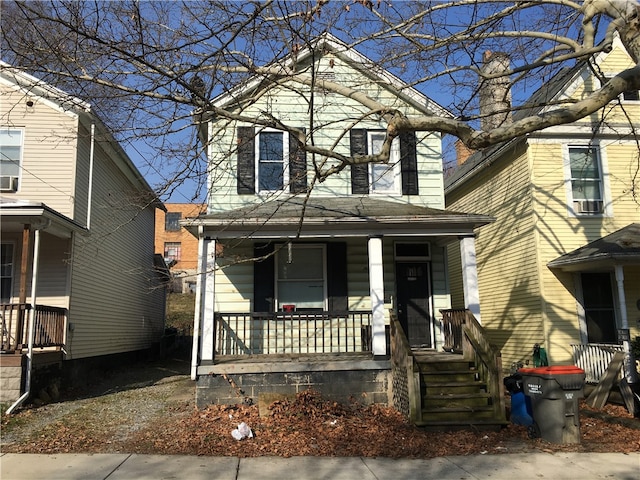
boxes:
[547,223,640,271]
[184,197,494,239]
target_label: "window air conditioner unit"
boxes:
[574,199,603,214]
[0,176,18,193]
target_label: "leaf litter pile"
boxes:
[3,384,639,457]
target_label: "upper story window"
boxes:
[165,212,182,231]
[257,130,289,192]
[567,146,604,215]
[603,77,639,102]
[0,128,23,193]
[236,126,307,195]
[350,129,418,196]
[368,131,400,194]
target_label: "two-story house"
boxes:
[155,203,207,293]
[445,35,640,386]
[0,63,167,410]
[185,35,505,428]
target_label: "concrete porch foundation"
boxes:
[196,354,392,408]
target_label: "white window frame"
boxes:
[601,75,640,103]
[367,131,400,194]
[563,143,611,217]
[255,128,289,192]
[1,242,15,303]
[275,244,327,311]
[0,128,24,192]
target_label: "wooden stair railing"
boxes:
[389,313,422,423]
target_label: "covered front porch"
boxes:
[186,198,497,420]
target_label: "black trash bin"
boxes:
[519,366,585,444]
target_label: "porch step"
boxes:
[415,356,506,430]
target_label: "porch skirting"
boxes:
[195,354,392,408]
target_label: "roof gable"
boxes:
[210,33,450,118]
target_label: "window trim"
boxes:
[0,127,24,192]
[255,128,290,193]
[165,212,182,232]
[563,143,611,217]
[274,243,327,311]
[367,130,401,195]
[1,242,15,303]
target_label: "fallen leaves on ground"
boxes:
[2,366,639,458]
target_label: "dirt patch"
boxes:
[2,354,639,457]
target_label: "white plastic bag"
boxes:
[231,422,253,440]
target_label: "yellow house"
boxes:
[445,36,640,384]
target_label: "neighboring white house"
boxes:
[0,62,167,407]
[186,34,494,411]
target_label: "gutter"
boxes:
[6,221,48,414]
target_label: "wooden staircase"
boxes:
[415,352,507,429]
[390,310,507,430]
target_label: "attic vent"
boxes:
[574,199,603,214]
[0,176,18,192]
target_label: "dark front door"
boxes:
[396,262,432,347]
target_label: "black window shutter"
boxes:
[254,243,275,312]
[350,129,369,194]
[327,242,348,311]
[289,128,307,194]
[237,126,255,194]
[400,131,418,195]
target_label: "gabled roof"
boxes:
[209,33,451,119]
[547,223,640,270]
[445,36,625,195]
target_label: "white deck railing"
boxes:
[571,343,625,383]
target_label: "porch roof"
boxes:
[184,197,494,239]
[0,197,87,239]
[547,223,640,271]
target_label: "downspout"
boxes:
[86,123,95,229]
[7,223,46,414]
[190,225,205,380]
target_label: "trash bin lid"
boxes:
[530,366,584,375]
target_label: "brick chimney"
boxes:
[479,51,512,131]
[455,139,475,165]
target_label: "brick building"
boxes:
[155,203,206,293]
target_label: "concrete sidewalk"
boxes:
[1,452,638,480]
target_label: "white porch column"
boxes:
[191,231,216,379]
[368,236,386,357]
[614,265,638,383]
[460,236,481,323]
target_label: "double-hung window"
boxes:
[257,129,289,192]
[0,128,23,192]
[568,146,604,215]
[1,243,14,303]
[276,244,326,312]
[164,242,181,263]
[165,212,181,231]
[368,131,400,194]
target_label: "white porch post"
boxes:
[191,230,216,380]
[460,236,481,323]
[614,265,638,383]
[368,236,386,357]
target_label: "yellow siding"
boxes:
[447,146,543,368]
[531,138,640,363]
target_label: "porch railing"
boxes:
[214,311,372,357]
[389,312,421,423]
[441,308,465,353]
[1,303,67,352]
[571,343,625,384]
[441,309,506,422]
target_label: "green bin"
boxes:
[519,366,585,444]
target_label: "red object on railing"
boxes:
[282,304,296,312]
